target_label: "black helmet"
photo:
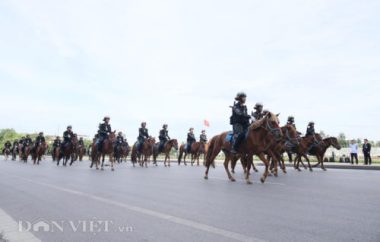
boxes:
[118,131,123,135]
[254,103,263,110]
[39,132,43,135]
[56,136,60,139]
[67,125,72,129]
[103,116,110,121]
[141,122,146,127]
[26,134,30,138]
[163,124,168,129]
[288,116,294,122]
[309,121,315,126]
[234,92,247,101]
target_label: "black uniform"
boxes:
[159,129,170,151]
[363,143,372,165]
[12,141,19,150]
[306,126,315,137]
[116,135,124,144]
[78,139,84,146]
[4,141,11,149]
[200,134,208,143]
[137,127,149,151]
[35,135,45,146]
[230,102,250,152]
[61,130,74,151]
[53,139,61,148]
[97,122,112,151]
[186,132,196,153]
[22,137,32,153]
[251,110,263,122]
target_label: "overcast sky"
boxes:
[0,0,379,142]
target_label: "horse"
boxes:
[19,144,32,163]
[99,131,117,171]
[89,141,99,169]
[292,136,320,171]
[265,124,301,175]
[11,145,18,161]
[32,142,47,165]
[2,147,11,160]
[204,112,282,184]
[308,137,341,170]
[178,142,205,166]
[77,143,86,161]
[153,139,179,167]
[52,146,60,161]
[57,135,78,166]
[131,137,156,168]
[114,142,130,164]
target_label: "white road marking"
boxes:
[2,174,264,242]
[0,208,41,242]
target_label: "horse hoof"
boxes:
[254,169,258,173]
[112,168,114,171]
[96,167,99,170]
[231,170,235,174]
[309,169,313,172]
[322,168,327,171]
[260,177,265,183]
[274,173,278,177]
[246,180,253,185]
[204,176,208,180]
[230,177,236,182]
[101,168,104,171]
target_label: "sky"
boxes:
[0,0,379,142]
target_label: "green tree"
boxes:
[338,133,348,147]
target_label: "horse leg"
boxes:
[167,153,170,167]
[320,155,327,171]
[257,153,270,183]
[244,155,253,184]
[230,157,237,174]
[223,155,235,181]
[101,154,105,170]
[111,155,114,171]
[204,150,219,180]
[184,153,187,166]
[303,155,313,171]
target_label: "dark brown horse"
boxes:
[52,146,60,161]
[114,142,130,164]
[3,147,11,160]
[153,139,179,167]
[89,141,99,169]
[32,141,47,165]
[178,142,205,166]
[292,136,318,171]
[57,134,78,166]
[204,112,282,184]
[19,144,31,163]
[77,143,86,161]
[99,132,117,171]
[131,137,156,168]
[308,137,341,170]
[11,145,18,161]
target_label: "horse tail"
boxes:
[205,136,217,167]
[178,146,183,163]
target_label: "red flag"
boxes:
[203,119,210,127]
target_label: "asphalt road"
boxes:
[0,157,379,242]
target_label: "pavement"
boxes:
[0,157,379,242]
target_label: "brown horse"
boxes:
[265,124,301,175]
[292,136,319,171]
[153,139,179,167]
[178,142,205,166]
[57,134,78,166]
[308,137,341,170]
[204,112,282,184]
[131,137,156,168]
[99,132,117,171]
[89,141,99,169]
[32,141,47,165]
[77,144,86,161]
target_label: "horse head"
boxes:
[283,124,301,145]
[263,112,283,140]
[169,139,179,150]
[326,137,341,150]
[108,131,117,143]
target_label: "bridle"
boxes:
[264,118,282,141]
